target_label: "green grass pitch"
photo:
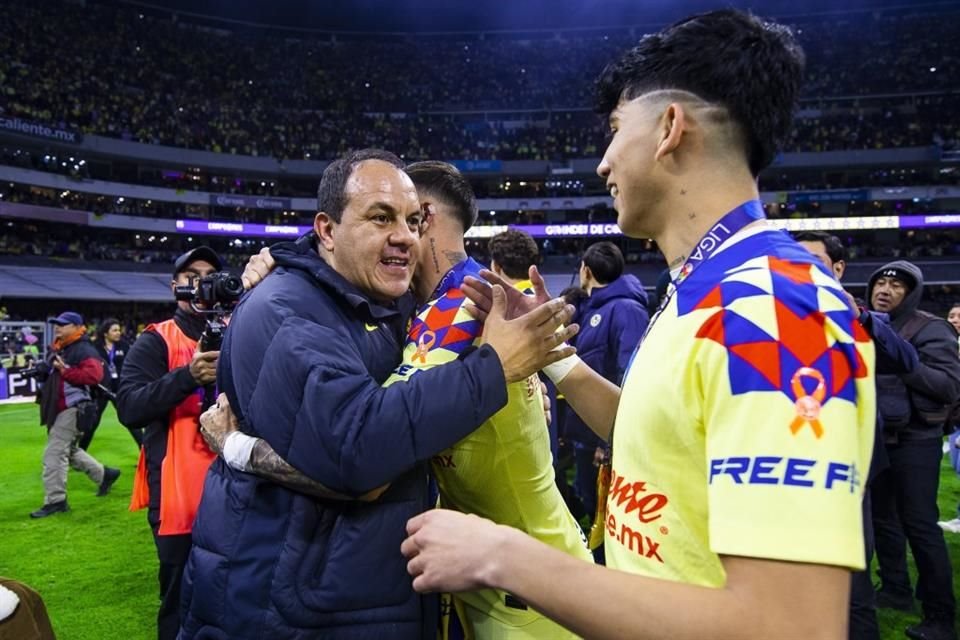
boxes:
[0,403,957,638]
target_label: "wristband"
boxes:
[223,431,258,472]
[542,352,582,384]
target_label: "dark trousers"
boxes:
[153,531,193,640]
[849,492,879,640]
[78,394,144,451]
[872,437,956,620]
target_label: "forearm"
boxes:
[861,312,918,375]
[118,366,197,427]
[248,439,387,501]
[117,333,199,428]
[60,359,103,386]
[278,344,507,492]
[555,361,620,441]
[489,528,846,640]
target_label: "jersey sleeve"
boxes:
[698,273,876,570]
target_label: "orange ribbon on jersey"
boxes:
[412,330,436,363]
[789,367,827,438]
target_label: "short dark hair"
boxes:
[97,317,121,343]
[404,161,478,232]
[595,9,805,176]
[317,149,405,223]
[582,242,625,285]
[488,230,539,280]
[793,231,847,264]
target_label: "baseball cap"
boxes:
[173,246,222,278]
[51,311,84,326]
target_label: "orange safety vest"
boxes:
[129,319,216,536]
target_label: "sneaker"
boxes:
[937,518,960,534]
[97,467,121,497]
[30,500,69,518]
[906,617,958,640]
[876,588,914,612]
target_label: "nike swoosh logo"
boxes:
[365,323,379,332]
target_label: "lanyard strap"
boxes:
[614,199,767,434]
[640,199,766,344]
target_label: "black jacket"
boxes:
[95,339,130,391]
[116,307,206,532]
[868,260,960,439]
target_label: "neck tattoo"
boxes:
[429,237,441,275]
[443,249,467,268]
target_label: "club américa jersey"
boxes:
[605,226,876,587]
[385,258,591,637]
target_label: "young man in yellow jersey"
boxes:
[204,161,591,639]
[401,10,878,640]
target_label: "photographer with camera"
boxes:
[30,311,121,519]
[116,246,239,640]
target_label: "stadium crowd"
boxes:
[0,0,958,160]
[1,4,959,640]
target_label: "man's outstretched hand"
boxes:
[481,284,578,383]
[462,265,552,322]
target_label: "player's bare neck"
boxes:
[657,178,759,268]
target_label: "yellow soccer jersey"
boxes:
[385,258,590,638]
[605,229,876,587]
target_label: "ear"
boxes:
[314,212,337,252]
[654,102,686,162]
[834,260,846,280]
[419,202,434,237]
[490,259,501,275]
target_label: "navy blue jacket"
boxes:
[180,238,508,640]
[564,275,649,447]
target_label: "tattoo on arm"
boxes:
[668,254,687,269]
[249,439,355,500]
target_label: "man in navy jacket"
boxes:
[179,149,576,640]
[564,242,648,526]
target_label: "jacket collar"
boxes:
[271,233,412,322]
